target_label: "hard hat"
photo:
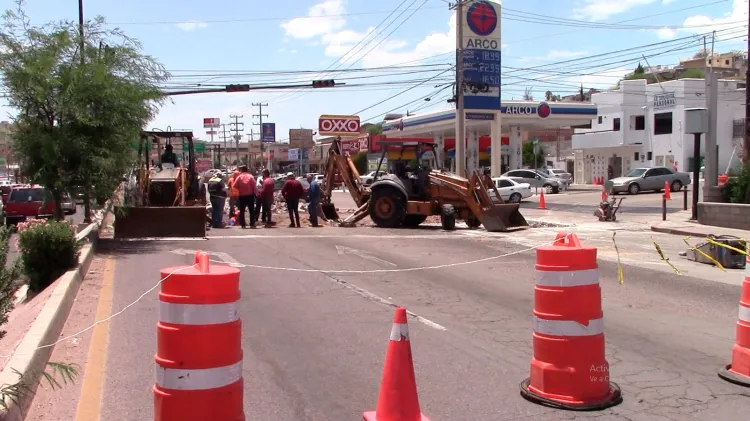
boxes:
[286,172,295,177]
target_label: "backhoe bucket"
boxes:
[321,203,340,221]
[478,203,529,232]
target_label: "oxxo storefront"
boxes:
[380,101,598,176]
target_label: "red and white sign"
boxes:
[319,114,360,136]
[206,130,217,136]
[203,118,220,129]
[341,135,369,155]
[196,159,213,173]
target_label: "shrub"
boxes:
[723,163,750,204]
[0,227,21,340]
[17,219,81,293]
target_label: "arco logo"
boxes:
[537,102,551,119]
[466,1,498,37]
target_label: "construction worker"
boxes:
[307,173,321,227]
[281,172,303,228]
[233,165,256,229]
[160,144,180,168]
[259,169,276,227]
[227,170,240,217]
[207,172,227,228]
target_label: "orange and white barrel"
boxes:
[719,249,750,387]
[520,233,622,410]
[154,251,245,421]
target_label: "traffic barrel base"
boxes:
[520,379,622,411]
[719,364,750,387]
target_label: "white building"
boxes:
[571,78,745,183]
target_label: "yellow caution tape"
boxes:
[682,236,725,272]
[612,232,624,285]
[704,237,748,256]
[651,238,681,275]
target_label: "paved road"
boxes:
[62,223,750,421]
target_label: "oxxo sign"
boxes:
[319,114,361,136]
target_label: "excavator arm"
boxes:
[319,138,371,221]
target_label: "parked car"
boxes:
[501,169,561,194]
[5,186,75,225]
[360,171,388,186]
[61,192,77,215]
[488,177,533,203]
[545,168,572,187]
[606,166,691,195]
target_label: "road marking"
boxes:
[74,257,115,421]
[170,248,242,267]
[208,234,470,240]
[326,274,447,331]
[335,245,397,267]
[113,237,208,241]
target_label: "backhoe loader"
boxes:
[319,137,528,232]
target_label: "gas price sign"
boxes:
[463,49,501,87]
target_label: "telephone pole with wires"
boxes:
[745,0,750,163]
[252,103,270,170]
[219,124,231,168]
[229,114,244,166]
[451,0,466,177]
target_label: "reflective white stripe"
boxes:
[535,269,599,287]
[533,316,604,336]
[390,323,410,341]
[156,361,242,391]
[159,301,239,325]
[739,305,750,323]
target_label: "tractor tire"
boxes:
[402,214,428,227]
[441,204,456,231]
[466,217,482,229]
[369,186,407,228]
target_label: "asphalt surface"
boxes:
[90,223,750,421]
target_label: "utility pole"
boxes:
[219,124,230,168]
[252,103,270,170]
[78,0,93,223]
[229,114,244,166]
[745,1,750,163]
[453,0,466,177]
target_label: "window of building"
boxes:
[725,60,730,65]
[597,116,603,124]
[613,118,621,131]
[633,115,645,130]
[653,112,673,135]
[634,152,639,161]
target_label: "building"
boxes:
[571,78,745,184]
[679,52,747,80]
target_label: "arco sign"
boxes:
[319,115,361,136]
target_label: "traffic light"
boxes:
[311,79,335,88]
[225,84,250,92]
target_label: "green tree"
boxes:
[366,123,383,136]
[678,68,705,79]
[522,142,544,168]
[0,1,168,220]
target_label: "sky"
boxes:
[0,0,748,143]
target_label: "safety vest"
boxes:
[208,177,225,195]
[228,177,239,198]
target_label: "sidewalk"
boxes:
[651,219,750,239]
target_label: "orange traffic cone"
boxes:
[663,181,671,200]
[538,191,547,210]
[363,307,430,421]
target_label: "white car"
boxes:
[488,177,533,203]
[360,171,388,186]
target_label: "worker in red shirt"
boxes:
[281,172,304,227]
[260,169,276,227]
[232,165,256,228]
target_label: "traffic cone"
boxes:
[663,181,672,200]
[538,191,547,210]
[363,307,430,421]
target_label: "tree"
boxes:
[694,49,709,59]
[678,68,705,79]
[522,141,544,168]
[523,87,534,101]
[0,1,169,220]
[366,123,383,136]
[544,91,560,102]
[633,63,645,74]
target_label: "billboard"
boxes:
[261,123,276,143]
[203,118,220,128]
[318,115,360,137]
[289,129,315,148]
[341,135,369,155]
[461,0,501,110]
[247,141,261,154]
[288,148,300,160]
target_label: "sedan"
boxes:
[501,169,561,194]
[488,177,533,203]
[607,166,691,195]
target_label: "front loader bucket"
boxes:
[321,203,340,221]
[478,203,529,232]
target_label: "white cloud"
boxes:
[175,21,208,31]
[280,0,346,39]
[655,27,677,39]
[567,67,631,89]
[677,0,748,39]
[573,0,659,21]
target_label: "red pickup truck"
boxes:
[4,186,75,226]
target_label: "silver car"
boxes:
[501,169,561,194]
[606,167,691,195]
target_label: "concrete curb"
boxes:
[650,225,710,238]
[0,207,108,420]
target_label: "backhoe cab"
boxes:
[319,137,528,232]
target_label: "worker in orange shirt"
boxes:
[227,170,240,217]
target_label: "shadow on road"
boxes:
[97,239,170,256]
